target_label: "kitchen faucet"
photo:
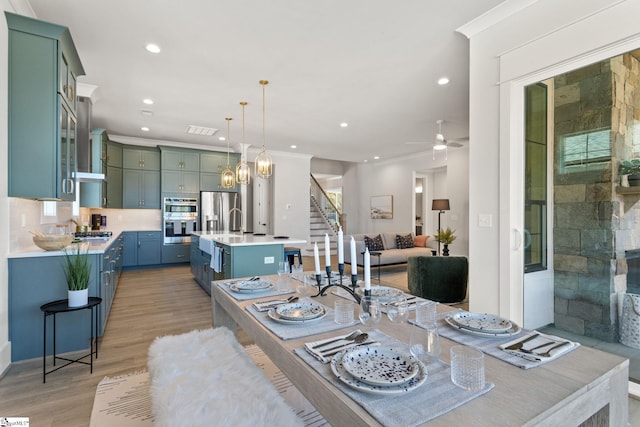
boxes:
[229,207,243,233]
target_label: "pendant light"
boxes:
[235,101,251,185]
[221,117,235,189]
[255,80,273,178]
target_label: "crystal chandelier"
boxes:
[235,101,251,185]
[255,80,273,179]
[221,117,235,189]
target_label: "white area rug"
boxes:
[89,345,329,427]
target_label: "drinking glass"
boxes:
[358,296,381,329]
[386,295,409,324]
[450,345,485,391]
[409,321,441,365]
[334,300,355,324]
[291,264,304,282]
[415,300,437,323]
[277,261,290,292]
[296,274,314,297]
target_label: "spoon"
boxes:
[312,330,362,349]
[319,333,369,354]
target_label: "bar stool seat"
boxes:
[284,247,302,271]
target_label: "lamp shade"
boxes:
[432,199,450,211]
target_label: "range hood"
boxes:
[75,96,105,182]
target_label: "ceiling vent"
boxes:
[186,125,218,136]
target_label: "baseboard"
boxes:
[0,340,12,379]
[629,381,640,399]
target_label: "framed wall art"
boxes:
[370,195,393,219]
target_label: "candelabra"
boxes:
[312,262,361,303]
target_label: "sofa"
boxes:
[343,232,436,267]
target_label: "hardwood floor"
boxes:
[0,265,217,427]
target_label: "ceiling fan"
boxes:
[406,120,468,149]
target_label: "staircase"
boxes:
[309,196,338,254]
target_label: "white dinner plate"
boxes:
[331,349,427,395]
[275,302,325,321]
[341,346,419,386]
[229,280,274,293]
[449,312,512,333]
[355,286,402,303]
[444,315,522,337]
[267,308,327,324]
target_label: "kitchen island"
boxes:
[191,232,306,291]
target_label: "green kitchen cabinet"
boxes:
[123,169,160,209]
[162,243,190,264]
[161,170,199,194]
[123,146,160,171]
[6,12,84,201]
[200,152,240,192]
[200,152,228,173]
[123,231,162,267]
[161,148,200,172]
[80,129,122,208]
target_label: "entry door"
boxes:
[523,82,554,329]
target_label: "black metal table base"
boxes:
[41,297,102,383]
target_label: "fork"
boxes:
[504,333,539,351]
[531,341,571,358]
[311,330,361,349]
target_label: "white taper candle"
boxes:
[324,233,331,267]
[337,226,344,264]
[314,242,321,274]
[364,248,371,290]
[350,236,357,276]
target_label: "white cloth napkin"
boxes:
[499,331,578,363]
[304,329,379,363]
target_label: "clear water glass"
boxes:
[386,295,409,324]
[415,300,437,323]
[277,261,290,292]
[409,321,441,365]
[450,345,485,391]
[358,296,381,328]
[334,300,355,324]
[296,274,314,297]
[291,264,304,282]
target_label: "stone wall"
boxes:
[552,53,640,342]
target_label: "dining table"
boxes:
[211,275,629,426]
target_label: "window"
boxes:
[559,128,611,174]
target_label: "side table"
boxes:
[361,251,382,283]
[40,297,102,383]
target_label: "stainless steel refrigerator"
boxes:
[200,192,243,233]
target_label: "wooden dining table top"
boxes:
[211,276,629,427]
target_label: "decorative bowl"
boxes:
[33,234,73,251]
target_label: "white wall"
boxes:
[463,0,640,320]
[341,148,469,256]
[270,151,312,240]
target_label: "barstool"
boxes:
[283,247,302,272]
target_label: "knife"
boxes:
[321,341,378,358]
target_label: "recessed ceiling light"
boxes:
[219,136,226,141]
[141,109,153,116]
[438,77,450,85]
[340,122,349,128]
[374,156,380,160]
[143,99,154,105]
[141,126,150,132]
[290,145,297,149]
[146,43,161,53]
[364,159,368,163]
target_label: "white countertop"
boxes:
[195,231,306,248]
[8,229,162,258]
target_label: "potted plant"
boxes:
[435,227,456,256]
[62,243,91,307]
[619,159,640,187]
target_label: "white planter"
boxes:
[68,288,88,307]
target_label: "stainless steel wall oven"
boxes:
[163,197,198,244]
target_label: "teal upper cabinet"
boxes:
[200,152,240,192]
[6,12,85,201]
[80,129,123,208]
[123,146,161,170]
[161,147,200,172]
[200,152,228,173]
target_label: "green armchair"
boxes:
[407,256,468,303]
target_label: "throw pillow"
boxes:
[396,234,415,249]
[414,235,429,247]
[364,234,385,251]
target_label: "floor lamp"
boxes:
[432,199,450,255]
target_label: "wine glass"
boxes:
[358,296,381,329]
[386,295,409,324]
[409,321,441,365]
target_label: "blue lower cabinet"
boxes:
[162,243,190,264]
[123,231,162,268]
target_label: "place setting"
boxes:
[217,276,295,301]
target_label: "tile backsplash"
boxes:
[9,197,162,253]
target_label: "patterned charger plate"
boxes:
[275,302,325,321]
[229,280,274,293]
[449,312,512,333]
[341,346,419,386]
